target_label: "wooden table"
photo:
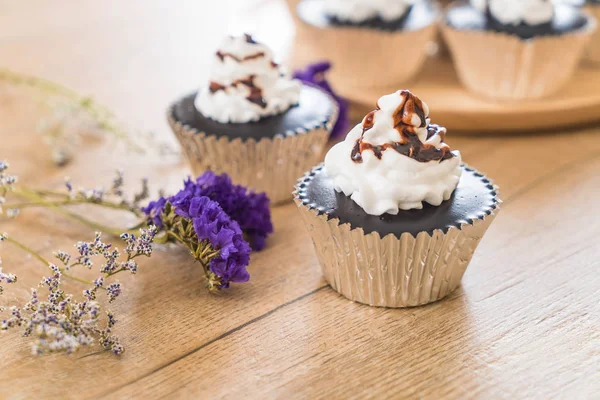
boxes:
[0,1,598,398]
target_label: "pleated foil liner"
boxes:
[291,9,438,99]
[294,165,500,308]
[584,6,600,64]
[169,99,338,206]
[441,18,595,100]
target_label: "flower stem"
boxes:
[63,272,96,287]
[13,188,140,237]
[29,189,70,199]
[106,268,127,278]
[3,235,96,287]
[167,231,186,244]
[0,68,144,153]
[4,235,50,266]
[15,186,142,215]
[6,199,127,211]
[5,197,139,216]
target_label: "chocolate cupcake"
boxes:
[169,34,338,205]
[290,0,439,99]
[442,0,596,99]
[580,0,600,63]
[294,90,499,308]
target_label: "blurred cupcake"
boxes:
[291,0,439,99]
[553,0,600,63]
[294,90,499,308]
[442,0,595,100]
[581,1,600,62]
[169,34,338,205]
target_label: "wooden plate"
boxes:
[346,56,600,134]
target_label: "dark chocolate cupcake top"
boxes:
[298,0,437,32]
[194,34,302,124]
[170,85,335,141]
[447,0,589,39]
[296,164,498,237]
[323,90,462,216]
[547,0,600,6]
[323,0,414,24]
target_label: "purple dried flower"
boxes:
[169,173,273,250]
[194,172,273,251]
[24,289,38,311]
[175,195,251,289]
[0,268,16,284]
[111,170,124,196]
[100,249,120,274]
[6,209,19,218]
[141,197,167,228]
[0,267,17,296]
[142,174,260,288]
[111,342,124,355]
[120,226,156,259]
[83,288,97,301]
[107,311,116,328]
[2,229,156,356]
[123,260,138,274]
[76,241,93,257]
[133,178,150,205]
[93,277,104,288]
[106,283,121,303]
[294,61,349,139]
[144,172,273,250]
[136,226,156,256]
[54,250,71,266]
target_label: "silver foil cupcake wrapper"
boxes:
[584,6,600,64]
[442,16,596,100]
[294,165,500,308]
[169,95,339,206]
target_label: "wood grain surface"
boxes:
[0,1,599,399]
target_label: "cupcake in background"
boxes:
[295,90,499,308]
[559,0,600,63]
[442,0,596,100]
[290,0,439,99]
[168,34,338,205]
[433,0,456,56]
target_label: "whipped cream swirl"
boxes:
[471,0,554,26]
[324,90,462,215]
[195,34,302,124]
[324,0,415,23]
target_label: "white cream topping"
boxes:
[195,34,301,124]
[324,90,462,216]
[471,0,554,26]
[323,0,415,23]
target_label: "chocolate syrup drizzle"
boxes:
[350,90,454,164]
[209,34,279,110]
[216,51,266,63]
[243,33,257,44]
[210,75,267,109]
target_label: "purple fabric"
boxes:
[294,61,349,139]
